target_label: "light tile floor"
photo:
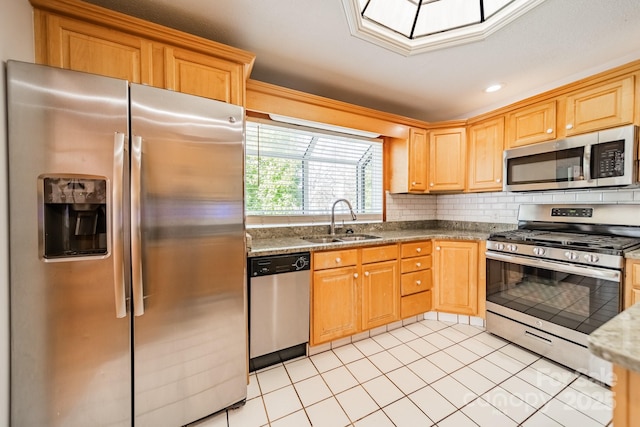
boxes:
[192,319,614,427]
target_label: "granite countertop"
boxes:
[248,227,492,257]
[588,302,640,373]
[626,248,640,260]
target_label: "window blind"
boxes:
[245,120,383,220]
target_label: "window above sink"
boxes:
[245,118,383,226]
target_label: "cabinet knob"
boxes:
[496,178,501,183]
[566,124,573,130]
[416,262,421,268]
[546,128,553,134]
[416,280,422,286]
[411,181,417,185]
[430,183,434,187]
[416,247,421,253]
[436,246,441,251]
[364,271,370,277]
[353,273,359,279]
[335,257,341,264]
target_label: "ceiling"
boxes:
[84,0,640,123]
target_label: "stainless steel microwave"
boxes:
[504,125,639,192]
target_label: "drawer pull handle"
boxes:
[354,273,359,279]
[416,262,421,268]
[416,247,421,253]
[335,257,341,263]
[416,280,421,286]
[364,271,370,277]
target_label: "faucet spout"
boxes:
[330,199,357,236]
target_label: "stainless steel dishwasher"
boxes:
[249,252,310,371]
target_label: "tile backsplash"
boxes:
[386,188,640,224]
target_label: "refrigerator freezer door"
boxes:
[7,61,131,426]
[130,84,247,425]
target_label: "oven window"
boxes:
[486,258,619,334]
[507,147,585,185]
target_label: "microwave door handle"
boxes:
[112,132,127,318]
[485,251,621,282]
[131,135,145,317]
[583,145,592,181]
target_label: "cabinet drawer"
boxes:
[401,270,432,296]
[401,255,432,273]
[314,249,358,270]
[401,290,432,318]
[362,244,398,264]
[401,241,432,258]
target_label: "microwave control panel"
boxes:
[592,139,625,178]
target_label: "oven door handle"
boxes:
[485,251,621,282]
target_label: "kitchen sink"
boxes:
[302,234,381,244]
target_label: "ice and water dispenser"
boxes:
[42,177,108,258]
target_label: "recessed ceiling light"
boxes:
[485,84,503,93]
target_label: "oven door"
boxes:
[486,251,621,341]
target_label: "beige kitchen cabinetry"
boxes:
[564,76,635,136]
[467,117,505,192]
[361,245,400,330]
[433,240,481,316]
[624,258,640,309]
[311,245,399,345]
[388,127,429,193]
[506,100,557,148]
[399,241,433,318]
[612,365,640,427]
[428,127,467,191]
[31,0,255,106]
[311,249,360,345]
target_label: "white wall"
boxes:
[386,188,640,224]
[1,0,34,424]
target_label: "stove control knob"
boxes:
[564,251,578,261]
[495,243,505,251]
[506,244,518,252]
[584,254,600,263]
[533,247,546,256]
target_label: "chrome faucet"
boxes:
[330,199,357,236]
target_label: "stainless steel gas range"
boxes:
[485,204,640,385]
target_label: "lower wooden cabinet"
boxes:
[612,364,640,426]
[624,259,640,309]
[311,245,398,345]
[399,241,433,318]
[433,240,479,316]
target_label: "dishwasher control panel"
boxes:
[250,252,311,277]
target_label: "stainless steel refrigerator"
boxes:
[7,60,247,426]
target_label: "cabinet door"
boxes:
[506,100,556,148]
[429,127,467,191]
[433,240,479,315]
[408,128,428,192]
[362,260,399,330]
[624,259,640,309]
[312,266,359,345]
[164,47,244,105]
[468,117,505,192]
[565,76,635,135]
[42,14,153,84]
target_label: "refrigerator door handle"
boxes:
[113,132,127,318]
[131,135,145,317]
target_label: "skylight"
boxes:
[342,0,546,56]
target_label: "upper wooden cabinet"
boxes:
[564,76,635,136]
[506,100,556,148]
[388,127,428,194]
[467,117,505,192]
[30,0,255,106]
[429,127,466,191]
